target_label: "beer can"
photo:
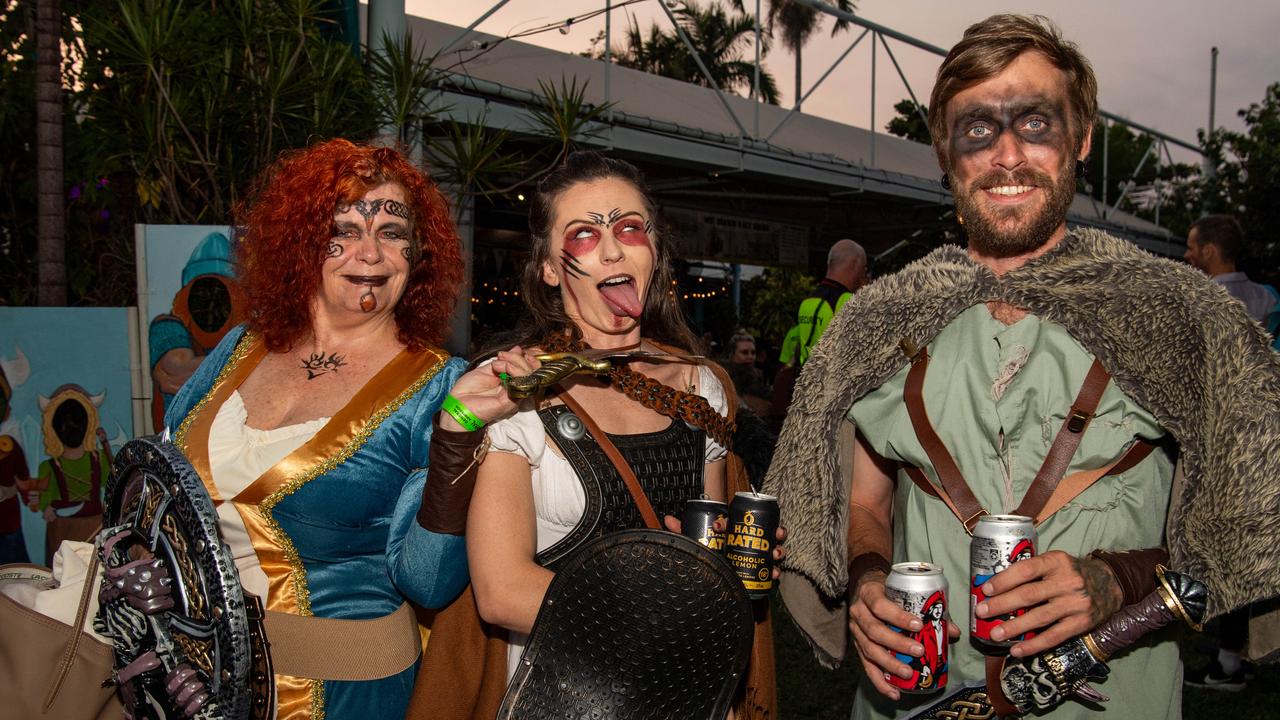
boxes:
[724,491,779,599]
[884,562,949,694]
[680,498,728,552]
[970,514,1038,647]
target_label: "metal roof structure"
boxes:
[403,9,1187,262]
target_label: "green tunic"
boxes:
[846,304,1180,719]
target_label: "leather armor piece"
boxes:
[417,413,487,535]
[499,530,754,720]
[535,405,705,569]
[1088,547,1169,606]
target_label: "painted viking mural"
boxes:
[27,384,112,564]
[0,348,31,564]
[149,231,244,429]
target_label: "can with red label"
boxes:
[884,562,948,694]
[970,514,1037,648]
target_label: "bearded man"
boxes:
[765,14,1280,719]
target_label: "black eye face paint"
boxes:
[949,95,1070,159]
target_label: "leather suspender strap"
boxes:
[903,349,988,533]
[1014,359,1112,520]
[556,391,662,530]
[1031,439,1155,524]
[984,656,1019,718]
[904,350,1151,530]
[901,466,971,529]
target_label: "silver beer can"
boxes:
[884,562,949,694]
[970,514,1037,648]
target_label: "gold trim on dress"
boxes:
[175,335,449,720]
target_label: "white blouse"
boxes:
[206,390,330,600]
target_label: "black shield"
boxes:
[500,530,754,720]
[95,436,266,719]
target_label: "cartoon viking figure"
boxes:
[29,384,111,564]
[0,348,32,564]
[149,231,243,428]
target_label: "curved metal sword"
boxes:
[504,349,706,400]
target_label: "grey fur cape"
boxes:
[762,228,1280,667]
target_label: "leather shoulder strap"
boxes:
[556,392,661,530]
[903,349,987,532]
[1015,358,1111,519]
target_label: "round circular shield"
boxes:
[96,436,254,719]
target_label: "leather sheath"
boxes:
[417,413,487,535]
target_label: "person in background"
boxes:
[726,330,771,418]
[1183,213,1279,332]
[772,239,868,426]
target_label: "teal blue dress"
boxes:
[165,325,469,720]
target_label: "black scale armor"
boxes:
[534,404,707,569]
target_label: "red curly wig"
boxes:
[234,139,463,352]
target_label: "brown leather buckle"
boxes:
[1066,408,1092,433]
[899,338,922,361]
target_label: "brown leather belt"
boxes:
[264,601,420,680]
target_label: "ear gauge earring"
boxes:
[940,173,952,190]
[957,214,965,226]
[1076,160,1087,178]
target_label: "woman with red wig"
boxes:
[156,139,511,720]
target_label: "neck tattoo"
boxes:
[300,351,348,380]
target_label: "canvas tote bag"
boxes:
[0,541,122,719]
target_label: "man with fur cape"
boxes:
[764,14,1280,719]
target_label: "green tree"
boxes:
[885,98,929,144]
[1202,82,1280,284]
[601,1,780,104]
[36,0,64,304]
[741,266,815,350]
[731,0,857,110]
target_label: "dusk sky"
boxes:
[411,1,1280,164]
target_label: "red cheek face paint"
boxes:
[611,219,651,248]
[563,226,601,257]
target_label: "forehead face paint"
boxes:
[949,95,1070,159]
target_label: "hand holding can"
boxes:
[970,514,1038,648]
[724,492,779,599]
[884,562,949,693]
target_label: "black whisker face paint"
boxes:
[560,250,589,279]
